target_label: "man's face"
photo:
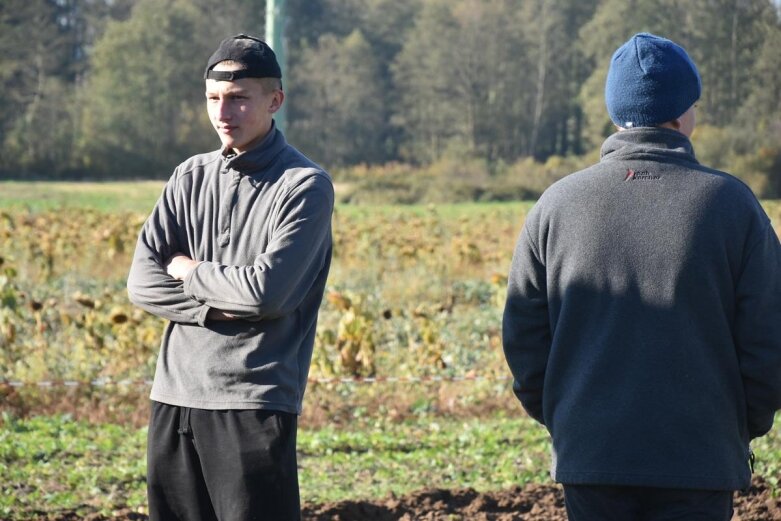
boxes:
[205,62,283,154]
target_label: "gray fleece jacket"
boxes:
[503,127,781,490]
[127,126,333,414]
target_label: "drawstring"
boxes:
[177,407,192,435]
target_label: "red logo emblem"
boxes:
[624,169,635,181]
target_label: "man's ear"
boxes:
[657,117,681,132]
[269,90,285,114]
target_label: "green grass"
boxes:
[0,181,165,214]
[2,412,779,518]
[0,181,538,216]
[0,414,147,517]
[297,413,550,502]
[334,200,536,218]
[0,412,550,518]
[1,181,777,225]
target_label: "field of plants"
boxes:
[1,182,780,520]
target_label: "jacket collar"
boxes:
[221,121,287,174]
[600,127,698,165]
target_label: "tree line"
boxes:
[2,0,780,198]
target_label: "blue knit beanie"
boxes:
[605,33,701,128]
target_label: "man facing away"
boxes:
[127,34,334,520]
[503,33,781,520]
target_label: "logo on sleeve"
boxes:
[624,169,660,181]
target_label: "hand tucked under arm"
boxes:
[165,253,201,281]
[205,308,239,321]
[165,253,237,321]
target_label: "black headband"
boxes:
[205,69,256,81]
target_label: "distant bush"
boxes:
[693,124,781,198]
[332,162,426,204]
[332,152,598,204]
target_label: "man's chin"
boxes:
[218,130,268,154]
[218,138,241,152]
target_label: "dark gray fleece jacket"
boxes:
[503,127,781,490]
[127,127,333,414]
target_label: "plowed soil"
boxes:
[300,477,780,521]
[25,476,781,521]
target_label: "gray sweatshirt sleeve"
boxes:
[502,217,551,425]
[734,222,781,439]
[182,175,334,321]
[127,174,210,326]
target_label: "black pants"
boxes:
[147,401,300,521]
[563,484,734,521]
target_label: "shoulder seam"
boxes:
[174,151,222,180]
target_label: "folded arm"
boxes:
[126,175,210,325]
[182,176,334,321]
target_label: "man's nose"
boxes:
[216,99,231,121]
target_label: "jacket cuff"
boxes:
[183,261,205,299]
[196,304,211,327]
